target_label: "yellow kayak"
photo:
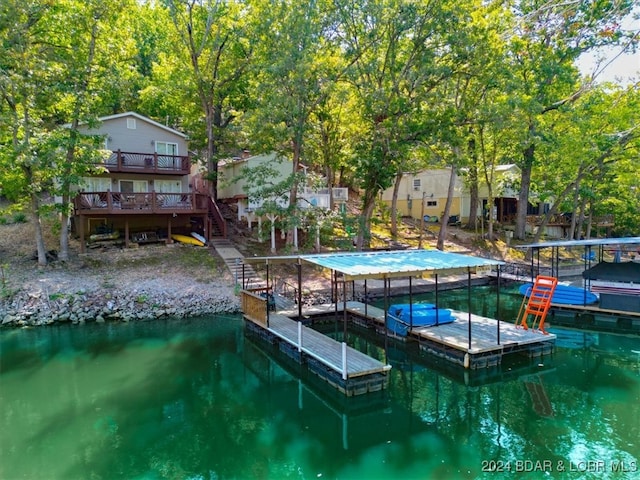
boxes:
[171,234,205,246]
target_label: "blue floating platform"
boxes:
[519,283,598,306]
[387,307,454,336]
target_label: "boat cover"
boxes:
[582,262,640,282]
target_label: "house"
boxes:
[380,164,521,224]
[217,152,348,226]
[72,112,225,251]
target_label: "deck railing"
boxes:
[241,290,269,327]
[98,150,190,175]
[74,191,209,214]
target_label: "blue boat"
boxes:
[387,306,454,336]
[519,283,598,306]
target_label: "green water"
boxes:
[1,286,639,480]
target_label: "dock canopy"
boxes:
[246,249,503,281]
[516,237,640,249]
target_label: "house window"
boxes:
[81,177,111,192]
[155,180,182,193]
[156,142,178,156]
[426,200,437,207]
[119,180,148,193]
[127,118,136,129]
[413,178,421,191]
[156,142,180,169]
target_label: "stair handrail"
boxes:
[208,197,227,237]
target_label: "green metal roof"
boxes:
[247,249,503,281]
[516,237,640,249]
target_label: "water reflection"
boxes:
[0,309,638,479]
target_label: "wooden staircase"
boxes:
[206,197,227,239]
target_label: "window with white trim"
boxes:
[413,178,421,191]
[119,180,148,193]
[81,177,111,192]
[154,180,182,193]
[156,142,178,156]
[127,118,136,129]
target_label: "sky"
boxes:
[576,11,639,85]
[577,46,639,85]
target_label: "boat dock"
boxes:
[283,301,555,369]
[241,250,556,395]
[242,293,390,396]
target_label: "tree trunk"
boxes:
[437,168,457,250]
[30,193,47,266]
[466,134,479,230]
[59,194,70,261]
[568,180,581,239]
[575,195,587,240]
[205,106,218,200]
[585,200,593,239]
[390,173,402,238]
[516,140,534,239]
[356,191,376,251]
[287,137,302,252]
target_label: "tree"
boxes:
[244,0,344,251]
[54,0,136,261]
[159,0,257,200]
[504,0,637,239]
[528,84,640,242]
[0,0,137,265]
[335,0,460,249]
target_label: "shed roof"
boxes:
[245,249,503,281]
[516,237,640,249]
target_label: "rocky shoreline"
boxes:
[1,283,241,327]
[0,242,244,328]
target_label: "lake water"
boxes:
[1,286,639,479]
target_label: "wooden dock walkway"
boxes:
[265,313,391,379]
[242,297,391,396]
[410,312,555,368]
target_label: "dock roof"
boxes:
[245,249,503,281]
[516,237,640,249]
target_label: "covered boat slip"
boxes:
[241,249,555,382]
[517,237,640,316]
[517,236,640,280]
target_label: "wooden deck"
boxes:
[410,312,555,368]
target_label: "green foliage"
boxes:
[11,213,26,224]
[1,0,638,254]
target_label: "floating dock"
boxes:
[241,250,555,395]
[282,301,555,370]
[242,292,390,396]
